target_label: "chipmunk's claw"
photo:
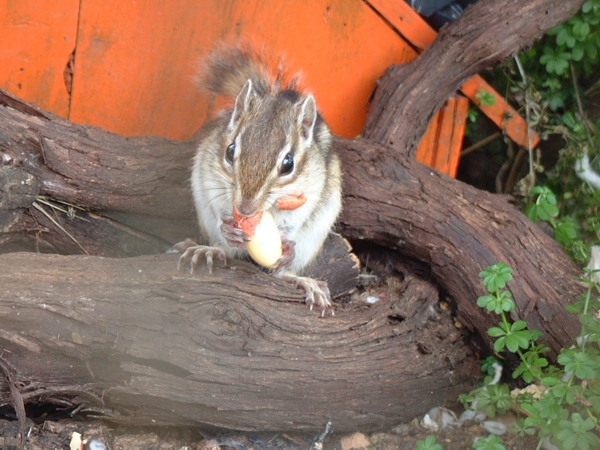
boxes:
[172,240,227,273]
[277,272,334,317]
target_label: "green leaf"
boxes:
[556,27,576,47]
[540,47,571,75]
[541,376,561,386]
[542,77,562,91]
[477,294,496,309]
[473,434,506,450]
[537,202,560,221]
[526,186,559,223]
[476,89,497,107]
[547,92,565,111]
[525,204,539,222]
[480,356,501,376]
[479,263,513,293]
[494,337,508,353]
[554,218,579,246]
[488,326,507,338]
[589,395,600,414]
[498,290,515,312]
[558,348,598,380]
[572,19,591,40]
[511,320,528,332]
[505,330,531,353]
[519,402,539,417]
[556,413,598,450]
[572,43,585,61]
[416,435,443,450]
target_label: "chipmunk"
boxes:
[176,45,343,316]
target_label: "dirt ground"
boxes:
[0,410,541,450]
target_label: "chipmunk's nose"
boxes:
[236,199,259,217]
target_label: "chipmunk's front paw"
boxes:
[300,277,333,317]
[277,272,334,317]
[172,239,227,274]
[220,215,247,248]
[274,239,295,271]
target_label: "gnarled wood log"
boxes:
[0,82,583,430]
[0,90,583,358]
[0,251,477,431]
[336,137,582,359]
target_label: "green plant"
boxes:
[525,185,585,262]
[415,435,442,450]
[468,1,600,262]
[472,434,506,450]
[461,263,600,450]
[476,89,497,107]
[480,355,501,377]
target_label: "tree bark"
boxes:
[335,137,582,358]
[0,90,196,256]
[0,251,478,431]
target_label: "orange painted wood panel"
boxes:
[460,77,540,149]
[445,95,469,178]
[0,0,79,117]
[365,0,437,51]
[433,95,469,177]
[415,95,469,177]
[415,110,442,169]
[70,0,418,140]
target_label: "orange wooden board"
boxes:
[0,0,504,179]
[0,0,79,117]
[434,96,469,177]
[415,110,441,169]
[415,95,469,177]
[365,0,438,51]
[70,0,418,140]
[461,77,540,149]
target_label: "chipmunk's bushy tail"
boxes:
[198,43,301,98]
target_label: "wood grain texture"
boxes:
[0,252,476,431]
[336,136,582,358]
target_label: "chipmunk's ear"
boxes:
[298,95,317,145]
[229,79,255,131]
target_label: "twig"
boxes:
[514,55,535,187]
[310,419,332,450]
[0,355,26,449]
[35,197,89,221]
[32,201,90,255]
[461,132,502,157]
[571,60,595,138]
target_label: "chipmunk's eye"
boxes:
[280,153,294,175]
[225,143,235,164]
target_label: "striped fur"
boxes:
[191,44,342,275]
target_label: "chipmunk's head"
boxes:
[219,79,331,217]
